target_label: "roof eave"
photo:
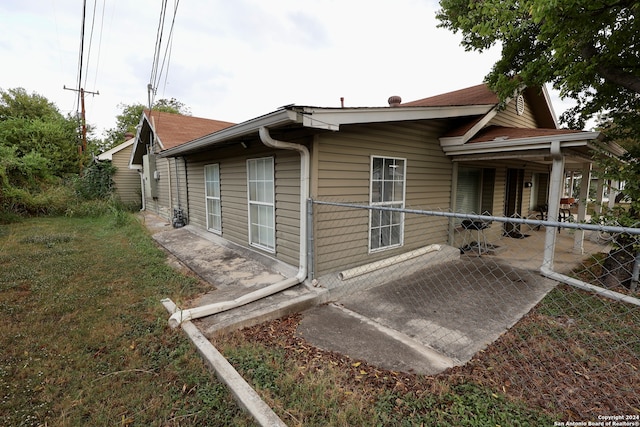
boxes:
[159,108,300,158]
[159,104,495,158]
[302,105,495,129]
[443,131,602,156]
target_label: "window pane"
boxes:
[393,181,404,202]
[371,181,382,203]
[370,228,381,250]
[372,158,383,180]
[390,224,401,245]
[371,209,380,228]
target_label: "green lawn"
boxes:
[0,215,254,426]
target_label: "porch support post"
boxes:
[543,140,564,271]
[608,180,617,209]
[568,171,575,197]
[595,177,605,215]
[573,162,592,254]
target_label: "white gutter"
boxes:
[168,126,310,328]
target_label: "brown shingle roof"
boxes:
[468,125,585,143]
[401,83,499,107]
[144,110,235,150]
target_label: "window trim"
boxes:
[204,163,222,234]
[246,157,276,253]
[368,155,406,253]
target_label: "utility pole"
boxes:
[64,85,99,170]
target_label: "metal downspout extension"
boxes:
[168,126,310,328]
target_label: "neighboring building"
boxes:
[135,83,619,283]
[97,136,140,206]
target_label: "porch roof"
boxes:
[441,125,625,170]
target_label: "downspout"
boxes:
[168,126,309,328]
[138,171,146,211]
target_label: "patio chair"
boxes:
[460,219,492,255]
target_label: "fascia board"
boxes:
[440,107,499,147]
[300,105,494,130]
[97,138,135,161]
[443,131,601,156]
[158,109,299,158]
[129,113,154,166]
[541,85,559,128]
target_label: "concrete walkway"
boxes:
[149,214,560,375]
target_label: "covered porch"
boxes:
[446,126,625,273]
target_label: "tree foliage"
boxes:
[0,88,85,217]
[100,98,190,151]
[437,0,640,131]
[0,88,79,176]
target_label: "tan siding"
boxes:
[274,150,301,266]
[182,144,302,267]
[490,95,538,128]
[111,148,141,206]
[314,121,452,277]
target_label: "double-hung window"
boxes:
[204,164,221,233]
[369,156,406,252]
[247,157,275,252]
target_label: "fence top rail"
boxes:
[311,199,640,236]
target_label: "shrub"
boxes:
[74,160,116,201]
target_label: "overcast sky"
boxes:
[1,0,576,139]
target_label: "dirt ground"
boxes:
[236,293,640,421]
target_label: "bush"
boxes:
[74,160,116,201]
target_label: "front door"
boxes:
[504,168,524,237]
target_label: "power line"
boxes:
[83,0,99,90]
[148,0,180,109]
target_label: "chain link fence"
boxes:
[310,199,640,419]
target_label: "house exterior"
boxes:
[96,136,140,206]
[138,84,616,283]
[129,110,235,222]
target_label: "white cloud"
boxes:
[0,0,580,139]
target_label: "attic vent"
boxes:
[493,136,509,141]
[388,96,402,107]
[516,95,525,115]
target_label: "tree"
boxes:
[0,88,81,217]
[100,98,190,151]
[0,88,78,176]
[437,1,640,289]
[436,0,640,130]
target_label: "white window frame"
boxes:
[369,155,406,253]
[247,157,276,253]
[204,164,222,234]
